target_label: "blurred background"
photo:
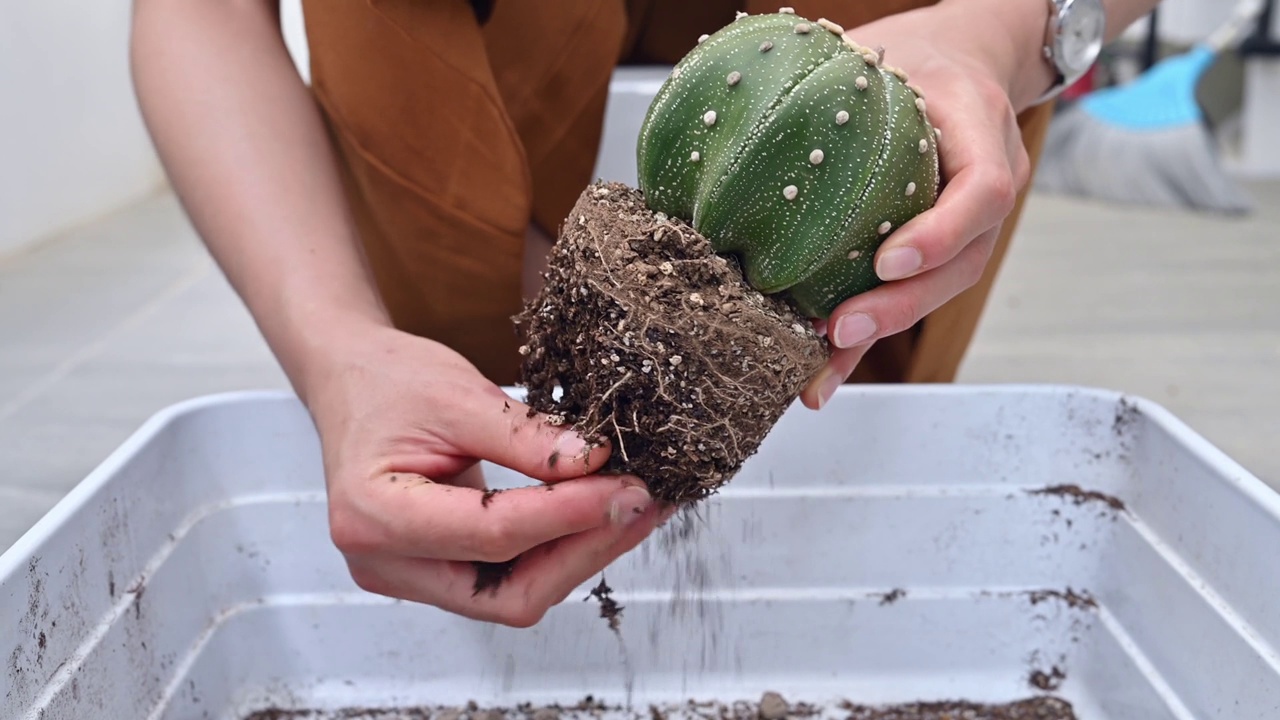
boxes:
[1,0,1277,551]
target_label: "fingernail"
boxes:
[608,483,653,526]
[816,369,843,409]
[553,431,590,461]
[833,312,876,349]
[877,246,922,281]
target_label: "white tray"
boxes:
[3,385,1279,720]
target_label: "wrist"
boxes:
[935,0,1058,112]
[270,281,394,407]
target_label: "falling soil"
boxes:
[586,577,624,631]
[242,693,1077,720]
[515,181,830,506]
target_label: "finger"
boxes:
[828,226,998,351]
[875,162,1014,283]
[509,501,677,613]
[874,110,1019,282]
[449,388,613,483]
[800,342,874,411]
[332,472,654,563]
[343,501,674,627]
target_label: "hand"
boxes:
[304,322,671,627]
[800,2,1034,409]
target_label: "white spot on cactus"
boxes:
[727,71,742,86]
[918,138,929,153]
[906,181,917,197]
[783,185,799,201]
[836,110,850,125]
[855,75,868,90]
[861,51,878,65]
[916,97,927,113]
[698,33,710,44]
[794,22,811,34]
[847,250,862,260]
[891,67,909,82]
[908,83,925,97]
[809,148,824,165]
[779,6,796,13]
[690,150,701,162]
[842,36,866,53]
[817,18,845,35]
[736,11,749,19]
[672,67,682,79]
[703,110,717,126]
[878,221,892,235]
[760,40,774,53]
[935,127,943,141]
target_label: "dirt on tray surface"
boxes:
[243,692,1077,720]
[1027,484,1126,513]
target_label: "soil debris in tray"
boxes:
[1027,484,1126,513]
[839,698,1076,719]
[1026,588,1098,611]
[242,695,1077,720]
[1112,397,1140,436]
[875,588,907,606]
[1029,666,1067,692]
[515,182,830,507]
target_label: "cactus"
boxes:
[636,10,940,319]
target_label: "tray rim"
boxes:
[3,382,1276,584]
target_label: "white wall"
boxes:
[0,1,168,259]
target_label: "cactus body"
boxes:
[636,12,940,318]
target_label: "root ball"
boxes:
[516,182,830,505]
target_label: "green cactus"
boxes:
[636,10,940,319]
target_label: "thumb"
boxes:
[452,389,613,483]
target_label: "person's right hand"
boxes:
[302,322,671,627]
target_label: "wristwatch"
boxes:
[1037,0,1107,104]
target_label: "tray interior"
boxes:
[3,387,1278,720]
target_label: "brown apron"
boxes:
[299,0,1054,386]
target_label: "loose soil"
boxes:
[244,693,1076,720]
[515,181,830,506]
[1028,485,1126,513]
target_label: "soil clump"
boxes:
[516,182,830,506]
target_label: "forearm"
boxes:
[130,0,389,402]
[937,0,1164,112]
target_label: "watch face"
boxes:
[1058,0,1106,75]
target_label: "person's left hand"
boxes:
[800,3,1035,409]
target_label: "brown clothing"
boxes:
[299,0,1053,385]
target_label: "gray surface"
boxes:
[1,183,1277,552]
[958,183,1280,490]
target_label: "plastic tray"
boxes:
[3,384,1279,719]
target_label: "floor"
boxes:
[1,181,1277,553]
